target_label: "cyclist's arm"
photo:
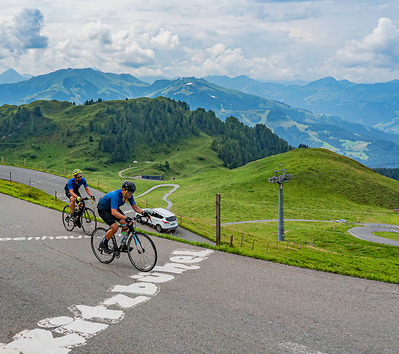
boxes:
[111,208,128,223]
[132,204,144,215]
[84,186,94,198]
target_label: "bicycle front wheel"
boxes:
[91,227,116,264]
[127,232,157,272]
[81,207,97,235]
[62,205,75,231]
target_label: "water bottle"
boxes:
[120,231,127,245]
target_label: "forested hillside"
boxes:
[0,97,292,169]
[373,168,399,181]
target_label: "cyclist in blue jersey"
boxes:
[64,169,95,221]
[97,180,149,253]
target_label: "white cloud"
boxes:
[334,17,399,69]
[83,20,113,45]
[0,8,48,58]
[3,1,399,82]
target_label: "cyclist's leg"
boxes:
[98,209,119,249]
[69,190,81,218]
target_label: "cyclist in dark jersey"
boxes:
[97,180,148,253]
[64,169,95,221]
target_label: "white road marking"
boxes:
[1,249,214,353]
[0,235,90,242]
[280,341,328,354]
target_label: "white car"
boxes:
[139,208,178,233]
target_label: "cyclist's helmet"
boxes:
[122,180,136,193]
[73,169,82,176]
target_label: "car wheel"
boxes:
[156,224,162,233]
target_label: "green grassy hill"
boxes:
[149,148,398,283]
[162,148,399,227]
[0,98,291,173]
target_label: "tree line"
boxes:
[93,97,292,167]
[373,168,399,181]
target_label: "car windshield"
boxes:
[166,215,177,222]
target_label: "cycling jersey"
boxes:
[97,189,136,211]
[65,177,88,192]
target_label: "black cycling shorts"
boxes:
[98,207,124,226]
[65,185,81,199]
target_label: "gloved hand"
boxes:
[125,216,132,224]
[91,195,96,201]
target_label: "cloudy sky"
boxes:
[2,0,399,83]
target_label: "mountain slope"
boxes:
[205,75,399,132]
[0,68,149,105]
[0,68,30,84]
[175,147,399,224]
[0,98,290,172]
[141,77,399,168]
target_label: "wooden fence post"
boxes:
[216,193,221,246]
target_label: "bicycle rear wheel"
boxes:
[91,227,117,264]
[81,207,97,235]
[62,205,75,231]
[127,232,157,271]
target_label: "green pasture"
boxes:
[373,231,399,242]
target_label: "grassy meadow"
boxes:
[2,146,399,283]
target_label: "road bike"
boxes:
[62,197,97,235]
[91,215,157,272]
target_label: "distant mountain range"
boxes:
[205,75,399,134]
[0,68,32,84]
[1,67,399,168]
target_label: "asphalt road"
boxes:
[348,224,399,246]
[0,165,214,245]
[0,194,398,353]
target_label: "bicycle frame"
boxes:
[112,222,137,257]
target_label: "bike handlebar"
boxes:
[119,214,147,228]
[77,196,95,206]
